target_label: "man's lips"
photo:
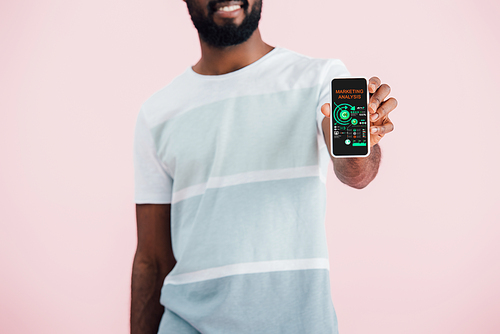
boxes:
[209,0,247,17]
[214,1,245,12]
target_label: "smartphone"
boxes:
[330,77,370,157]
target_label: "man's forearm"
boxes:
[332,144,381,189]
[322,116,382,189]
[131,258,166,334]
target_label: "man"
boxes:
[131,0,397,333]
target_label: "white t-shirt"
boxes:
[134,47,350,334]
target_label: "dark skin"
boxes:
[131,1,397,333]
[131,204,174,334]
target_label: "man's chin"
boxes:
[192,1,261,48]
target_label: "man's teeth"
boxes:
[219,5,241,12]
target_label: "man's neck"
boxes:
[192,29,274,76]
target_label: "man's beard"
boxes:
[186,0,262,48]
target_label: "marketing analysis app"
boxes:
[331,78,369,156]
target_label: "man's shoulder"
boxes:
[262,47,350,92]
[139,68,193,127]
[144,69,191,104]
[275,47,347,73]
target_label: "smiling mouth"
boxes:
[213,1,246,13]
[219,4,241,11]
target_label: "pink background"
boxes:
[1,0,499,333]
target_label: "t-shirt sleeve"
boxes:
[316,59,351,133]
[133,108,173,204]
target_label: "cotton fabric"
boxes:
[133,47,350,333]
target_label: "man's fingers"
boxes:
[321,103,331,118]
[370,97,398,122]
[368,83,391,114]
[371,118,394,135]
[368,76,381,94]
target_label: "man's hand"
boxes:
[366,77,397,146]
[321,76,397,147]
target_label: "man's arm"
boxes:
[131,204,176,334]
[320,77,397,189]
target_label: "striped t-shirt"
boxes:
[133,47,350,334]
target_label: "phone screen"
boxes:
[331,78,369,157]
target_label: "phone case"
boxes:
[330,77,371,158]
